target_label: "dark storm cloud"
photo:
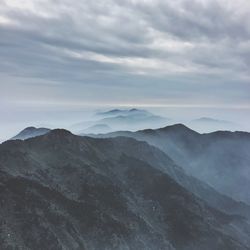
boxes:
[0,0,250,107]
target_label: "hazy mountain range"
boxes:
[71,109,170,134]
[70,109,240,135]
[96,108,152,117]
[95,124,250,205]
[185,117,237,133]
[192,117,233,124]
[9,109,238,140]
[1,129,250,249]
[2,108,250,249]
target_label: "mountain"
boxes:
[82,124,112,134]
[96,109,123,116]
[72,109,169,133]
[97,124,250,205]
[95,109,169,131]
[96,108,152,117]
[10,127,51,140]
[192,117,233,124]
[186,117,237,133]
[1,130,250,249]
[97,114,166,130]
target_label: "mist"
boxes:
[1,103,249,142]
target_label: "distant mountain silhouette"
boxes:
[97,108,123,116]
[98,113,166,128]
[96,108,152,117]
[186,117,237,132]
[72,108,170,133]
[1,130,250,249]
[97,124,250,205]
[82,124,112,134]
[192,117,233,124]
[10,126,51,140]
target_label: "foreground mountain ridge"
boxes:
[1,129,250,249]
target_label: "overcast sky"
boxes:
[0,0,250,139]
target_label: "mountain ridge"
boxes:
[1,130,250,249]
[10,126,51,141]
[95,124,250,205]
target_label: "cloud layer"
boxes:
[0,0,250,107]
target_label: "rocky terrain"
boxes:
[98,124,250,205]
[0,129,250,249]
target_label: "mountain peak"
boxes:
[10,126,51,140]
[129,108,140,112]
[24,126,37,130]
[42,129,76,144]
[48,129,73,137]
[159,123,197,133]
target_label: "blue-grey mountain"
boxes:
[10,127,51,140]
[1,130,250,249]
[96,124,250,205]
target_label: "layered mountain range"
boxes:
[69,108,239,134]
[71,109,169,133]
[1,129,250,249]
[96,124,250,205]
[2,108,250,249]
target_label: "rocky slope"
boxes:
[0,130,250,249]
[98,124,250,205]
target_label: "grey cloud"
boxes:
[133,0,250,41]
[0,0,249,108]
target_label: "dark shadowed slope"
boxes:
[97,124,250,205]
[1,130,250,250]
[10,127,51,140]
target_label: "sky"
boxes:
[0,0,250,140]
